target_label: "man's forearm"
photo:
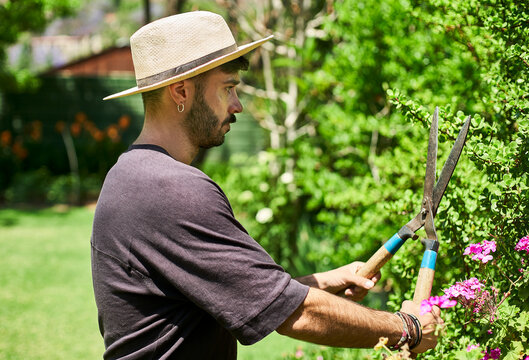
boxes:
[276,287,402,348]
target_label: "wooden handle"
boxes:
[412,249,438,303]
[413,267,435,303]
[357,231,408,278]
[339,232,411,298]
[356,245,393,278]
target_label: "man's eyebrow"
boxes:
[223,78,240,86]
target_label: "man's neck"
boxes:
[134,114,198,165]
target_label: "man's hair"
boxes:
[141,56,249,112]
[218,55,249,74]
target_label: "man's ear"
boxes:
[167,81,189,105]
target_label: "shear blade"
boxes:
[423,107,439,206]
[432,115,472,217]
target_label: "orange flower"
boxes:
[12,141,28,159]
[118,115,131,130]
[106,124,120,142]
[30,120,42,141]
[83,120,96,132]
[92,129,104,142]
[55,121,65,133]
[70,122,82,137]
[75,112,87,124]
[1,130,12,147]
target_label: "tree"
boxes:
[210,0,528,358]
[0,0,80,92]
[209,0,335,271]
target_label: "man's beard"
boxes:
[184,88,236,149]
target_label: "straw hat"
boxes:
[104,11,273,100]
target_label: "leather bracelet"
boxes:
[392,312,410,350]
[407,313,422,349]
[395,312,421,349]
[402,312,416,348]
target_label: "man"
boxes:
[91,11,442,359]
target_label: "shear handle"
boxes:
[413,239,439,303]
[356,226,415,279]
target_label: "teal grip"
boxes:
[420,250,437,270]
[383,233,406,255]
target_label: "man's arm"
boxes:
[296,262,381,301]
[276,287,441,353]
[276,287,401,347]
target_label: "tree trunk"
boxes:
[143,0,151,24]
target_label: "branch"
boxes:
[520,55,529,68]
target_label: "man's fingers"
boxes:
[430,305,441,317]
[343,286,368,299]
[348,268,376,289]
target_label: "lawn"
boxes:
[0,206,322,359]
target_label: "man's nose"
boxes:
[229,93,243,114]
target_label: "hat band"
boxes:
[136,43,238,88]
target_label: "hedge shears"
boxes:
[357,107,471,304]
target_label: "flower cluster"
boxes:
[464,344,503,360]
[466,344,480,352]
[409,236,529,356]
[515,236,529,254]
[442,278,500,319]
[463,240,497,263]
[420,295,457,315]
[481,348,501,360]
[443,277,484,300]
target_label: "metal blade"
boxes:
[424,198,438,241]
[423,107,439,205]
[432,115,472,216]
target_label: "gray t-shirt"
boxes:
[91,144,309,359]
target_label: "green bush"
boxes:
[4,168,101,205]
[4,167,52,204]
[209,0,528,358]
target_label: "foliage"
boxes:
[0,0,80,91]
[0,111,132,204]
[210,0,528,358]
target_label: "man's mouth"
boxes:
[227,114,236,124]
[222,115,236,129]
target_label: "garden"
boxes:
[1,0,528,359]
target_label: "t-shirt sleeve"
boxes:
[131,171,309,345]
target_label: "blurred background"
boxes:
[0,0,528,359]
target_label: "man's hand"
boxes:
[400,300,443,353]
[337,262,381,301]
[296,261,381,302]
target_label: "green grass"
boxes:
[0,206,327,359]
[0,206,103,359]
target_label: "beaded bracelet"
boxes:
[393,311,422,350]
[392,312,410,350]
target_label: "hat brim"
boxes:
[103,35,273,100]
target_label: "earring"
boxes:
[177,103,185,113]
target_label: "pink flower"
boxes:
[464,240,496,263]
[480,348,501,360]
[295,349,304,358]
[420,295,457,314]
[467,344,480,352]
[515,236,529,253]
[444,278,484,300]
